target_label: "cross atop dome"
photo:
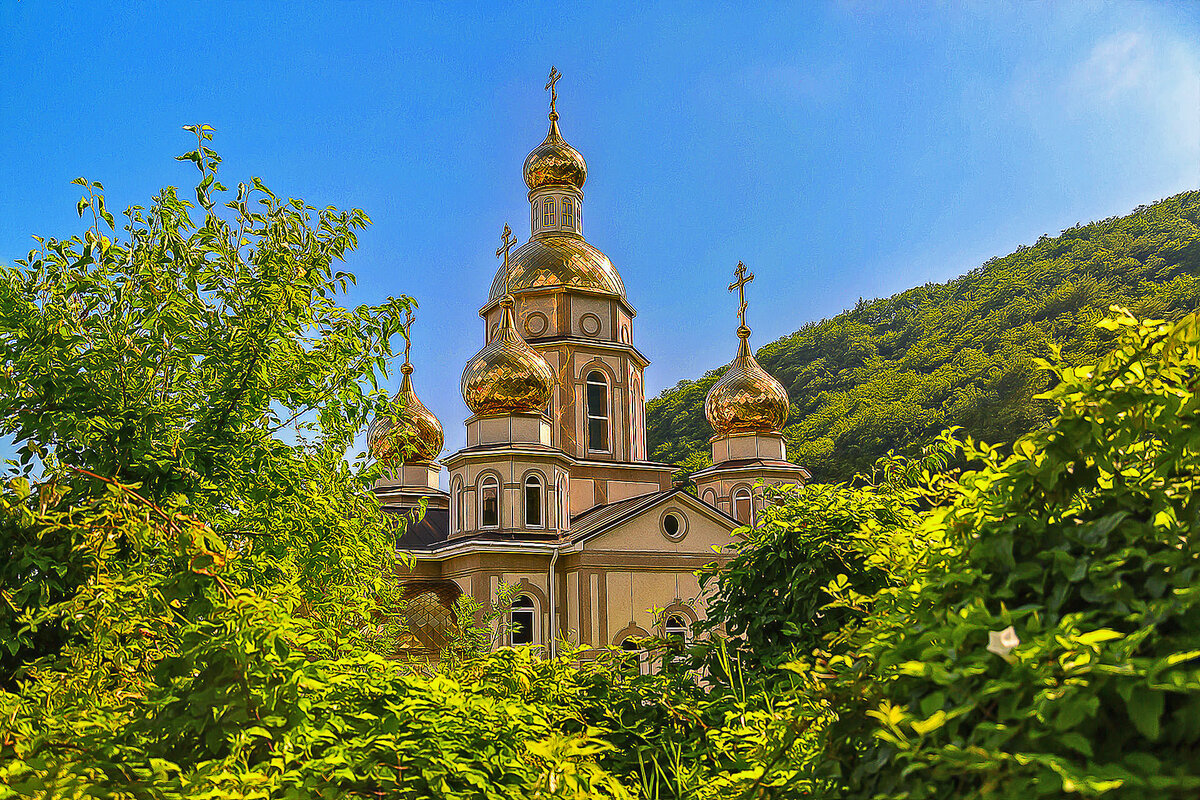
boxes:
[728,261,755,331]
[545,66,562,121]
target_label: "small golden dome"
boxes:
[487,235,625,303]
[705,326,789,437]
[523,116,587,192]
[368,362,445,464]
[462,296,555,416]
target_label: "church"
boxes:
[365,70,809,658]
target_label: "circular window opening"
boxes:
[660,508,687,540]
[580,313,602,337]
[524,311,548,337]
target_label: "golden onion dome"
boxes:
[462,296,555,416]
[523,115,587,192]
[487,235,625,303]
[705,326,789,437]
[367,362,445,464]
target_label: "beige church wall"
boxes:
[582,504,737,555]
[516,295,556,339]
[604,570,705,645]
[569,477,594,515]
[616,308,633,345]
[606,480,659,503]
[572,295,614,341]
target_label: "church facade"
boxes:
[366,72,808,657]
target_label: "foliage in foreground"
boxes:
[648,190,1200,481]
[702,309,1200,798]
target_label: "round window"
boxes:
[659,508,687,540]
[524,311,548,337]
[580,313,602,337]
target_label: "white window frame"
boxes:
[585,370,611,454]
[524,474,544,528]
[511,594,536,646]
[733,487,753,525]
[479,475,500,529]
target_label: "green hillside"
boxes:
[647,191,1200,482]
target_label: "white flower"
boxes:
[987,626,1020,663]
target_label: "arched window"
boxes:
[702,489,717,508]
[511,594,535,645]
[620,637,645,674]
[733,487,753,525]
[585,370,609,453]
[664,615,689,642]
[542,198,556,228]
[450,479,462,532]
[524,474,543,528]
[480,475,499,529]
[561,198,574,228]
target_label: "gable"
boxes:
[576,492,739,555]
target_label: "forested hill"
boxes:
[647,190,1200,483]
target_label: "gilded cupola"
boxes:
[367,315,445,465]
[705,263,789,437]
[523,117,587,192]
[523,67,587,192]
[462,226,556,417]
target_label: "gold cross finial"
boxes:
[728,261,755,329]
[496,223,518,296]
[402,306,415,366]
[545,66,562,119]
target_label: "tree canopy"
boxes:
[647,191,1200,481]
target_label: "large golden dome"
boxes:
[462,296,555,416]
[523,116,587,192]
[705,326,789,437]
[367,362,445,464]
[487,235,625,303]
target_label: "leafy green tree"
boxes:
[0,126,410,682]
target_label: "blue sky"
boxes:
[2,1,1199,457]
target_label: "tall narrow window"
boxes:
[557,476,569,532]
[511,595,535,645]
[480,475,499,529]
[524,474,543,528]
[733,488,753,525]
[586,371,609,453]
[542,198,556,228]
[561,198,574,228]
[450,479,461,532]
[531,202,538,232]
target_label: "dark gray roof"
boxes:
[394,508,451,549]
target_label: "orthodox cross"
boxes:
[402,306,415,365]
[728,261,755,328]
[545,66,562,117]
[496,223,518,296]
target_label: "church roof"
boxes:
[486,235,626,304]
[392,488,739,554]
